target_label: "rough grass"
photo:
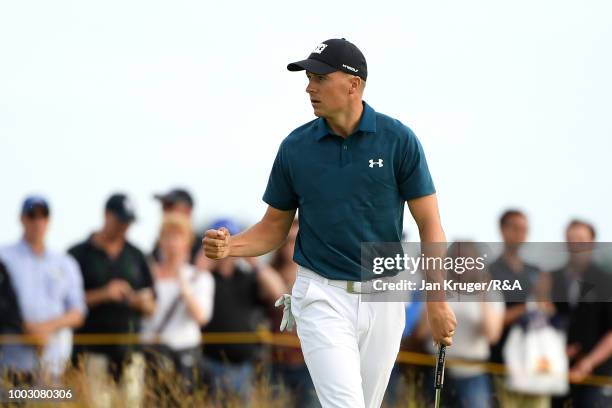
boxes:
[1,363,501,407]
[1,362,296,408]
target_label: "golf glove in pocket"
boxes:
[274,293,295,332]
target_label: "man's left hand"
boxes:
[426,301,457,346]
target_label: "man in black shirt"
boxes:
[69,193,155,384]
[200,219,284,400]
[551,220,612,407]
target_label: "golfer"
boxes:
[204,38,456,408]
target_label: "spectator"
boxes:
[488,209,551,407]
[421,242,505,408]
[200,218,284,401]
[551,220,612,407]
[0,259,23,379]
[151,188,202,265]
[141,213,214,390]
[267,218,318,407]
[0,259,22,335]
[0,196,85,382]
[0,257,21,314]
[69,193,155,406]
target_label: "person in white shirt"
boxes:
[141,213,214,389]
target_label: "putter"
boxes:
[434,344,447,408]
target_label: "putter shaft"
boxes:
[434,344,447,408]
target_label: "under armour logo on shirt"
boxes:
[312,44,328,54]
[369,159,384,168]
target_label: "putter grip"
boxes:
[434,344,446,389]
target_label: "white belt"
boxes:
[297,267,381,294]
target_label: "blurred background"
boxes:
[1,0,611,248]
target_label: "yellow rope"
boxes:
[1,332,610,387]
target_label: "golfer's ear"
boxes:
[348,75,361,94]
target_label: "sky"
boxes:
[1,0,610,253]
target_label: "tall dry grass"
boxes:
[1,361,297,408]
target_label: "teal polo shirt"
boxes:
[263,101,435,281]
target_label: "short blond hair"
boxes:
[159,213,193,245]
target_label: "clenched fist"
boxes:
[203,227,231,259]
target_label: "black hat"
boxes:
[287,38,367,81]
[105,193,136,223]
[153,188,194,208]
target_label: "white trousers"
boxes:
[291,267,406,408]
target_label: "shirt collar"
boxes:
[86,232,129,256]
[18,238,47,258]
[314,101,377,141]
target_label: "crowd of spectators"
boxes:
[1,191,610,407]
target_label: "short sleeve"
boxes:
[263,141,299,210]
[68,245,94,290]
[137,251,155,292]
[63,255,87,314]
[398,128,436,201]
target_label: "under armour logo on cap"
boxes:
[342,64,358,73]
[122,197,134,213]
[312,44,328,54]
[369,159,384,168]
